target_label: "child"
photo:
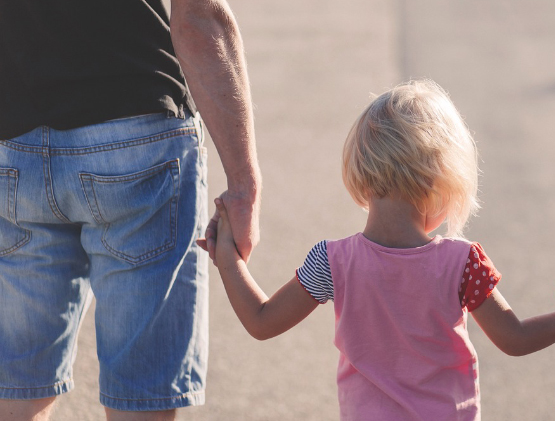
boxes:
[213,79,555,420]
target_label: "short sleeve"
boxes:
[296,240,334,304]
[459,242,501,312]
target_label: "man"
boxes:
[0,1,261,420]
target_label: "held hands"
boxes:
[213,198,242,264]
[198,188,260,266]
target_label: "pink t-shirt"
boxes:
[297,234,501,421]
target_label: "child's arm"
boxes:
[472,288,555,356]
[214,199,319,340]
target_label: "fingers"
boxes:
[206,213,219,264]
[197,206,221,265]
[200,192,259,265]
[219,193,257,263]
[196,238,208,251]
[207,237,217,266]
[214,197,229,221]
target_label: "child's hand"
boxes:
[214,197,242,265]
[213,198,319,341]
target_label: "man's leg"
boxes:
[78,113,208,414]
[105,408,176,421]
[0,397,56,421]
[1,131,92,417]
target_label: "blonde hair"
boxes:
[342,79,479,237]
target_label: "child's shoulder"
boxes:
[324,234,473,252]
[437,235,473,246]
[434,235,474,255]
[324,234,478,257]
[324,233,364,250]
[325,233,360,244]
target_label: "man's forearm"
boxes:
[170,0,261,195]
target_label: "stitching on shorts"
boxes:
[0,168,32,256]
[6,169,15,222]
[52,129,196,156]
[52,129,195,155]
[81,159,179,183]
[80,160,180,264]
[0,233,31,257]
[41,127,71,223]
[89,179,106,224]
[0,140,42,153]
[79,174,106,225]
[0,128,195,155]
[0,379,73,390]
[100,232,176,264]
[99,389,204,402]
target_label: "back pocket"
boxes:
[80,160,180,265]
[0,168,31,256]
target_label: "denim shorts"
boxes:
[0,112,209,411]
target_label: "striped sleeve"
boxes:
[296,240,334,304]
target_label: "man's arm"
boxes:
[170,0,261,262]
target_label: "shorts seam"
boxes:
[80,159,179,183]
[100,233,176,264]
[0,379,73,391]
[0,168,32,256]
[0,231,32,256]
[99,390,204,402]
[89,179,106,224]
[6,169,15,222]
[42,127,71,223]
[0,128,196,155]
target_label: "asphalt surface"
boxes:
[53,1,555,419]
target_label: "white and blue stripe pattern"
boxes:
[296,240,334,303]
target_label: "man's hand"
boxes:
[220,187,260,262]
[198,187,260,265]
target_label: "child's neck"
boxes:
[362,195,433,249]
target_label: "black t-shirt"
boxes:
[0,0,193,139]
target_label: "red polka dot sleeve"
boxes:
[459,242,501,312]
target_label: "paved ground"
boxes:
[53,0,555,419]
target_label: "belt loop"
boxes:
[166,105,186,120]
[178,104,186,120]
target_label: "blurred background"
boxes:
[54,0,555,419]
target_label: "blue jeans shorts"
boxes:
[0,112,209,411]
